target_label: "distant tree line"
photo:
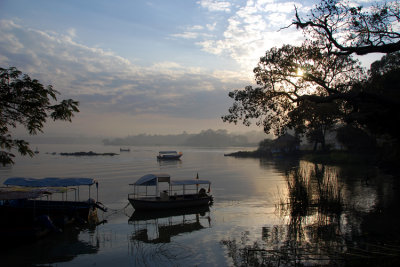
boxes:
[103,129,264,147]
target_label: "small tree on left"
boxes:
[0,67,79,165]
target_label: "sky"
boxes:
[0,0,382,138]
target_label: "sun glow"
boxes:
[296,68,304,77]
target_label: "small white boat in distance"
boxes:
[128,173,213,211]
[157,151,182,160]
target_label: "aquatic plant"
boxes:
[223,163,347,266]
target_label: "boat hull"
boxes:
[128,195,212,211]
[156,155,182,160]
[0,199,97,227]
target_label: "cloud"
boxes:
[66,28,77,38]
[170,1,308,74]
[0,19,249,124]
[170,24,213,40]
[206,22,217,31]
[197,0,232,12]
[0,0,315,137]
[196,0,306,72]
[189,25,205,30]
[171,31,200,39]
[0,20,139,95]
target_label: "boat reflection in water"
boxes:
[157,159,182,167]
[129,206,211,244]
[1,225,101,266]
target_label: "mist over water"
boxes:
[0,144,396,266]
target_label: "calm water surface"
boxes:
[0,144,397,266]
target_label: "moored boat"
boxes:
[1,177,107,228]
[156,151,182,160]
[128,173,212,211]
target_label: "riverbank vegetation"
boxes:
[225,135,393,171]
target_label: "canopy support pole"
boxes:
[156,179,159,197]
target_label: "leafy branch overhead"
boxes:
[0,67,79,165]
[291,0,400,55]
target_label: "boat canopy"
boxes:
[4,177,97,187]
[133,174,171,186]
[131,174,211,187]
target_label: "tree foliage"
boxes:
[0,67,79,165]
[292,0,400,55]
[289,101,341,150]
[345,52,400,139]
[336,125,377,152]
[222,42,364,148]
[370,50,400,76]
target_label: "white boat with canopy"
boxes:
[156,151,182,160]
[128,173,212,210]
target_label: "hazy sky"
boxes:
[0,0,381,138]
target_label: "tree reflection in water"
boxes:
[221,161,400,266]
[129,240,193,266]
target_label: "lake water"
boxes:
[0,144,398,266]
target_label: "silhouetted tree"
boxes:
[289,101,341,151]
[336,125,377,152]
[222,43,363,148]
[0,67,79,165]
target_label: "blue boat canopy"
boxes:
[4,177,97,187]
[132,174,170,186]
[131,174,211,186]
